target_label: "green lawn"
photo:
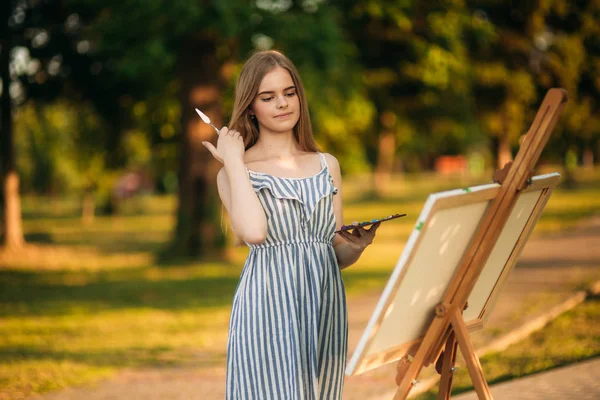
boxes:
[1,167,599,399]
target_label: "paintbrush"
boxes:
[195,108,221,134]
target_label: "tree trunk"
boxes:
[496,135,512,170]
[583,147,593,169]
[169,35,226,258]
[2,172,24,248]
[1,13,25,249]
[374,130,395,197]
[496,104,514,170]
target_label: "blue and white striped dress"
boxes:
[226,152,347,400]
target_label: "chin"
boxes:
[264,118,299,133]
[268,125,296,134]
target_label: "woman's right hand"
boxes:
[202,127,245,164]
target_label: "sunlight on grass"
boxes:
[0,262,237,398]
[0,360,114,399]
[1,168,598,399]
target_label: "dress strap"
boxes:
[318,152,328,170]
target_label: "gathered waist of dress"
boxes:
[248,239,334,250]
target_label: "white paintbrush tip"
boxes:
[195,108,211,124]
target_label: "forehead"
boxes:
[258,66,294,92]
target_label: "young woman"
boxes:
[203,50,380,400]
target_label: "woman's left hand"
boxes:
[336,221,380,252]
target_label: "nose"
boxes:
[276,94,288,109]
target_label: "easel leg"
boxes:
[450,309,493,400]
[437,332,458,400]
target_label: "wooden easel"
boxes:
[393,88,568,400]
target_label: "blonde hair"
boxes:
[224,51,320,246]
[229,50,320,152]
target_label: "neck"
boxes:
[253,129,300,159]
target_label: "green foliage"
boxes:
[342,0,487,166]
[11,0,600,197]
[467,0,600,163]
[14,100,109,195]
[68,0,374,176]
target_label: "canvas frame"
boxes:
[346,173,560,376]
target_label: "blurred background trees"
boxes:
[2,0,599,257]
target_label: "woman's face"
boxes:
[250,66,300,135]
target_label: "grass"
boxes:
[0,264,235,399]
[0,167,599,399]
[413,296,600,399]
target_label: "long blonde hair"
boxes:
[225,51,320,246]
[229,50,319,152]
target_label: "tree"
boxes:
[2,0,24,248]
[74,0,363,258]
[14,99,110,223]
[534,0,600,172]
[339,0,483,194]
[467,0,600,174]
[2,0,128,248]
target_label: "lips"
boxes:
[274,112,293,118]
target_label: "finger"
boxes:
[219,126,228,136]
[337,231,361,244]
[202,141,216,156]
[353,226,365,237]
[337,227,354,235]
[202,141,223,163]
[339,236,361,248]
[337,229,352,238]
[367,222,381,233]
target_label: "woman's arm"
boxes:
[334,232,366,270]
[217,156,268,245]
[326,153,379,269]
[204,127,267,245]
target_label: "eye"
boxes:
[261,96,274,102]
[285,91,296,97]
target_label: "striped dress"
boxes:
[226,152,348,400]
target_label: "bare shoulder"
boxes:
[322,153,341,174]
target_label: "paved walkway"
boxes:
[452,357,600,400]
[30,216,600,400]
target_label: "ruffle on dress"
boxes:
[248,166,338,229]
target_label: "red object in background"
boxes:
[435,155,467,175]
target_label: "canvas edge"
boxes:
[345,181,500,376]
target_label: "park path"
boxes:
[452,357,600,400]
[30,216,600,400]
